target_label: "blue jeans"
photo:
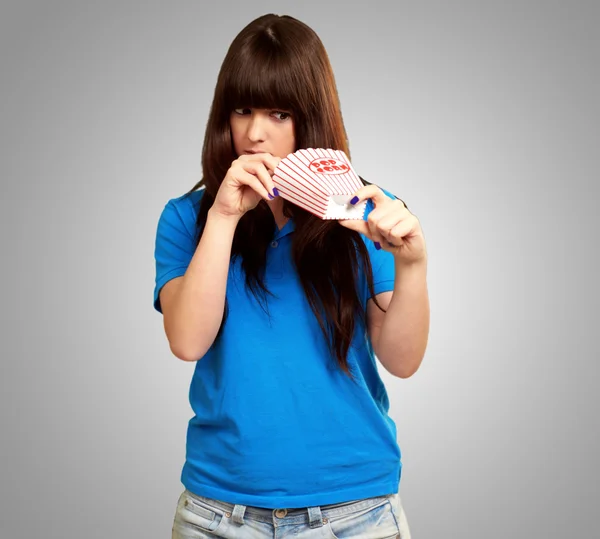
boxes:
[172,488,411,538]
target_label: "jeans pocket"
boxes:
[388,494,411,539]
[172,490,227,537]
[326,499,400,539]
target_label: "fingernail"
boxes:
[268,193,275,200]
[350,196,359,205]
[374,241,381,250]
[273,188,280,197]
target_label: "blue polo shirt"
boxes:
[153,188,402,508]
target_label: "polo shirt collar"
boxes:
[273,218,295,241]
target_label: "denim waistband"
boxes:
[184,489,394,526]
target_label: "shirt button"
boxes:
[271,240,278,248]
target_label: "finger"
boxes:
[340,217,385,251]
[349,184,389,207]
[234,169,273,201]
[378,200,410,223]
[242,154,282,195]
[260,153,282,175]
[365,208,387,249]
[241,153,281,176]
[240,161,277,198]
[389,219,415,245]
[377,212,405,241]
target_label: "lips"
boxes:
[244,149,267,154]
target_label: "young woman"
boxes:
[154,13,429,539]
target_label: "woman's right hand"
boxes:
[211,153,281,220]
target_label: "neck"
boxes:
[267,198,289,230]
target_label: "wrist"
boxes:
[394,256,428,276]
[207,207,242,229]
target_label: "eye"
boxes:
[272,111,291,121]
[233,108,251,115]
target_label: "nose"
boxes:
[246,111,267,142]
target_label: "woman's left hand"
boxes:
[339,184,427,266]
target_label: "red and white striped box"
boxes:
[273,148,367,220]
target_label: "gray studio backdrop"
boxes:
[1,1,598,538]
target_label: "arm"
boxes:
[160,208,240,361]
[340,184,430,378]
[157,154,281,361]
[367,260,430,378]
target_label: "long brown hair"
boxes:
[184,14,385,377]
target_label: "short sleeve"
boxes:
[369,246,395,297]
[153,198,197,313]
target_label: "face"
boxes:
[230,108,296,159]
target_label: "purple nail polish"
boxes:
[273,187,280,197]
[350,196,359,205]
[268,194,274,200]
[374,241,381,250]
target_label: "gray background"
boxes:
[1,0,598,537]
